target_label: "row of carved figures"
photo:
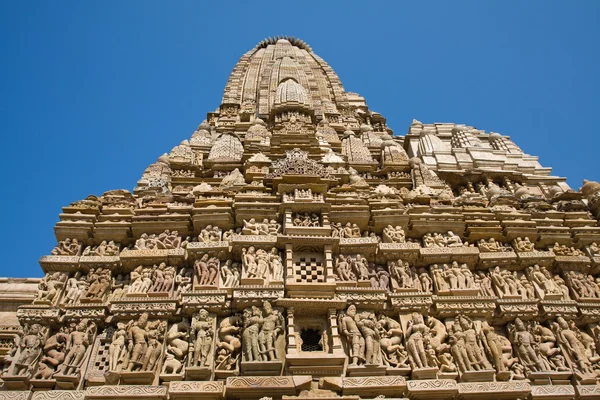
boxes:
[4,307,600,386]
[52,231,600,257]
[35,260,600,309]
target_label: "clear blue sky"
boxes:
[1,1,598,278]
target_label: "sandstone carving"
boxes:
[4,36,600,398]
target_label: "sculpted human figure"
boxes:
[528,265,562,298]
[419,268,433,293]
[108,322,128,372]
[446,231,462,247]
[215,314,242,371]
[163,318,190,375]
[352,255,370,281]
[554,317,594,374]
[335,255,355,282]
[204,257,220,286]
[448,320,470,372]
[255,249,270,280]
[357,312,381,365]
[242,306,262,362]
[191,310,213,367]
[63,272,84,305]
[531,321,569,372]
[377,314,408,367]
[268,248,283,281]
[125,313,149,372]
[36,272,66,304]
[242,247,259,278]
[515,237,535,252]
[457,315,492,371]
[259,301,283,361]
[128,266,144,294]
[480,321,515,375]
[376,266,390,290]
[405,312,431,369]
[33,328,68,379]
[195,254,210,285]
[221,260,240,288]
[142,321,164,372]
[58,319,94,376]
[340,305,364,366]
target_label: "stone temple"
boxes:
[3,36,600,400]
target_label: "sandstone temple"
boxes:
[3,36,600,400]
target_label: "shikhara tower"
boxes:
[2,36,600,400]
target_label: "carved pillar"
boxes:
[283,210,293,235]
[324,245,335,283]
[286,307,297,355]
[328,308,344,355]
[285,244,294,284]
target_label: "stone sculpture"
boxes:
[6,36,600,399]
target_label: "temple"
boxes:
[2,36,600,400]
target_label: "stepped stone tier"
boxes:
[3,36,600,400]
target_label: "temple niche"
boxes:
[3,35,600,400]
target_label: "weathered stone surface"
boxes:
[1,35,599,400]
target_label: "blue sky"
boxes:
[1,1,598,278]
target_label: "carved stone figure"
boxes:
[221,260,240,288]
[108,322,128,372]
[51,238,81,256]
[383,225,406,243]
[258,301,284,361]
[190,310,213,367]
[340,305,365,366]
[124,313,165,372]
[35,272,67,304]
[33,328,68,379]
[514,237,535,252]
[405,313,433,369]
[162,318,190,375]
[377,314,408,368]
[242,306,262,362]
[57,319,95,376]
[215,314,243,372]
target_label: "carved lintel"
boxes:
[334,288,387,309]
[477,251,518,268]
[516,251,555,268]
[496,298,539,320]
[419,246,480,267]
[63,304,107,320]
[406,379,458,400]
[341,376,407,397]
[377,242,421,263]
[119,249,185,266]
[433,296,496,318]
[78,256,121,269]
[169,381,224,400]
[186,241,230,256]
[85,385,167,400]
[530,385,575,400]
[0,391,32,400]
[180,291,228,313]
[232,286,284,309]
[539,300,578,319]
[109,298,178,318]
[16,306,60,324]
[575,385,600,399]
[32,390,85,400]
[39,256,80,273]
[389,292,433,312]
[226,376,297,398]
[577,301,600,323]
[457,382,531,400]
